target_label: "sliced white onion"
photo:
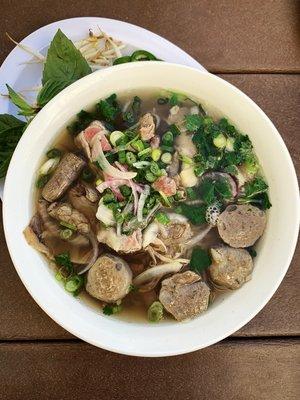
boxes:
[133,262,183,286]
[137,185,150,222]
[39,158,59,176]
[96,199,115,226]
[96,145,136,180]
[142,222,159,248]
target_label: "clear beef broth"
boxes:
[30,88,270,323]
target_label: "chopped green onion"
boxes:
[213,133,227,149]
[138,147,152,157]
[55,271,65,282]
[114,211,124,224]
[155,212,170,225]
[60,228,73,240]
[113,56,132,65]
[131,139,145,152]
[126,151,137,165]
[120,185,132,197]
[151,148,162,161]
[59,221,77,231]
[169,124,181,138]
[145,172,157,182]
[110,131,124,146]
[159,191,172,207]
[102,193,116,203]
[161,145,174,153]
[81,167,95,182]
[118,150,126,164]
[65,275,84,294]
[147,301,164,322]
[161,152,172,164]
[46,148,61,159]
[162,131,173,145]
[179,154,194,165]
[149,161,161,176]
[95,178,103,186]
[132,161,151,169]
[131,50,157,61]
[36,174,50,188]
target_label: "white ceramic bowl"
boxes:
[3,62,299,357]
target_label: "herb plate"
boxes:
[0,17,206,199]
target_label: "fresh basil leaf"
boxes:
[0,114,26,178]
[37,79,69,107]
[6,85,36,116]
[190,246,212,274]
[42,29,91,86]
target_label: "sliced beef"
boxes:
[86,254,132,303]
[139,113,155,141]
[97,227,142,253]
[217,204,267,248]
[48,202,90,235]
[42,153,86,202]
[159,271,210,321]
[209,245,253,289]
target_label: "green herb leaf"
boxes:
[37,79,69,107]
[97,93,120,123]
[190,246,212,274]
[175,203,207,225]
[6,85,36,116]
[199,176,232,205]
[103,304,122,316]
[244,177,268,198]
[42,29,91,86]
[0,114,26,178]
[67,110,96,136]
[185,114,203,131]
[54,252,73,274]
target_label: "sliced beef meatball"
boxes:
[159,271,210,321]
[86,254,132,303]
[209,245,253,289]
[217,204,266,248]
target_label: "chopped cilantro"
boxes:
[175,203,207,225]
[97,93,120,123]
[185,114,203,131]
[103,304,122,316]
[54,252,73,274]
[190,246,212,274]
[244,177,268,198]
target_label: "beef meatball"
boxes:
[217,204,266,248]
[159,271,210,321]
[86,254,132,303]
[209,245,253,289]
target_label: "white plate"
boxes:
[0,17,206,199]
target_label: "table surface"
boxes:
[1,1,299,399]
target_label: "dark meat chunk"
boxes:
[48,202,90,235]
[42,153,86,202]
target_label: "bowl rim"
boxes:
[3,62,300,357]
